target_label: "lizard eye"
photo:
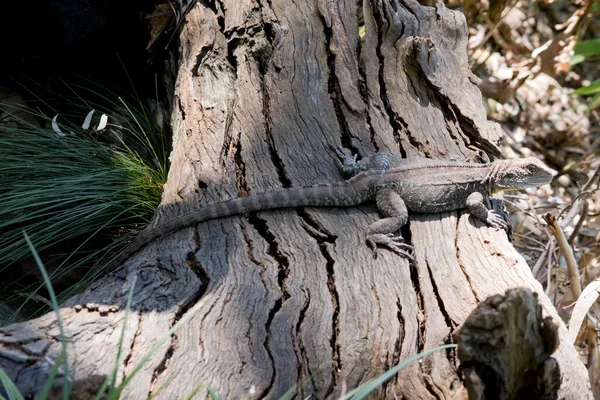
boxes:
[527,166,536,173]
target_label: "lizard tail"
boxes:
[203,182,370,218]
[113,179,372,267]
[157,181,370,231]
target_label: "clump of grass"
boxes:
[0,83,168,323]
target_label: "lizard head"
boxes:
[492,157,554,192]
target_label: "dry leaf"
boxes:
[82,109,95,130]
[51,115,66,136]
[97,114,108,131]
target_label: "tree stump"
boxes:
[0,1,591,398]
[456,288,561,400]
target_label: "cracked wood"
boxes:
[0,0,591,399]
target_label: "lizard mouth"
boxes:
[497,176,552,191]
[526,177,552,185]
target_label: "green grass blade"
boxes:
[0,367,25,400]
[278,384,298,400]
[109,298,213,399]
[341,344,457,400]
[106,276,137,399]
[575,78,600,96]
[94,376,111,400]
[147,373,175,400]
[182,382,219,400]
[588,92,600,110]
[574,38,600,58]
[37,349,66,400]
[23,232,72,399]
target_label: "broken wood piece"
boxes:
[455,288,561,400]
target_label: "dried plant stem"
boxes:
[532,237,554,280]
[543,213,581,299]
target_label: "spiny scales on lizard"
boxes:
[112,145,553,266]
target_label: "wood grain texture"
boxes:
[0,0,590,398]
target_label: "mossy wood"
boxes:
[0,1,591,398]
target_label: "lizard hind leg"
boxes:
[329,144,391,177]
[367,187,414,260]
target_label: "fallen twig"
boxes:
[543,213,581,299]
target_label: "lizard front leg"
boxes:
[367,187,414,259]
[466,192,508,230]
[329,144,390,177]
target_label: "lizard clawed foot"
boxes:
[367,233,414,261]
[328,143,354,159]
[329,144,360,176]
[485,210,509,231]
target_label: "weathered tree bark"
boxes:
[0,0,592,398]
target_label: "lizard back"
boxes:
[375,159,492,213]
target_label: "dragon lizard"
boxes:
[112,146,553,265]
